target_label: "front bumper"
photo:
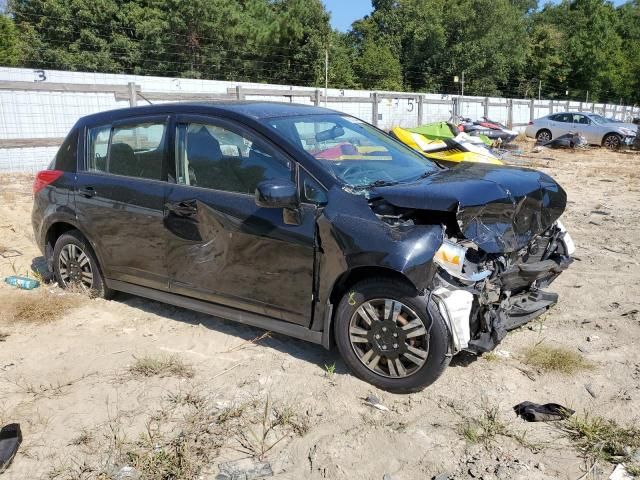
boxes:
[432,224,575,355]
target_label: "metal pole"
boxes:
[530,98,535,123]
[127,82,137,107]
[324,49,328,108]
[417,95,424,126]
[538,80,541,102]
[585,90,589,104]
[460,71,464,115]
[371,92,379,126]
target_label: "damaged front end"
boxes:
[431,221,574,354]
[368,163,574,355]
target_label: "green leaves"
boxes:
[4,0,640,103]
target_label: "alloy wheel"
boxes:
[537,131,551,142]
[349,298,429,378]
[58,243,94,289]
[604,134,621,149]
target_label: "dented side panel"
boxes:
[165,184,316,325]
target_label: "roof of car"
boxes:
[79,101,340,125]
[549,111,597,116]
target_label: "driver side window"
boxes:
[573,114,589,125]
[175,122,292,194]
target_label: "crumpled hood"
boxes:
[370,163,567,253]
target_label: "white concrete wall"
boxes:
[1,67,638,172]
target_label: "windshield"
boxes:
[266,114,439,188]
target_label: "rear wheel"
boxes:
[602,133,622,150]
[53,230,113,299]
[536,129,552,143]
[334,278,451,393]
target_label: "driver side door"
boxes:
[572,114,599,144]
[164,115,318,326]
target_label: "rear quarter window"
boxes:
[53,129,79,172]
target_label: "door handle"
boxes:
[79,186,96,198]
[166,200,198,217]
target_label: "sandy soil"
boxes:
[1,144,639,480]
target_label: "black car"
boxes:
[32,102,574,392]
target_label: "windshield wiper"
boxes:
[361,179,400,189]
[414,170,435,181]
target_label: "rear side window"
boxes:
[54,129,79,172]
[87,126,110,172]
[554,113,572,123]
[86,122,166,180]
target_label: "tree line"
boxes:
[0,0,638,103]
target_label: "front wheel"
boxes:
[334,278,451,393]
[602,133,622,150]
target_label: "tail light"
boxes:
[528,121,533,125]
[33,170,63,195]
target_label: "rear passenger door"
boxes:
[550,113,573,137]
[164,115,317,326]
[75,115,171,290]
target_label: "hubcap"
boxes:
[538,131,551,142]
[349,299,429,378]
[58,244,93,289]
[604,135,620,149]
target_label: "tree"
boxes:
[0,14,21,66]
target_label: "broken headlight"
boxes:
[433,239,491,282]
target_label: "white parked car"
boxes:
[525,112,637,149]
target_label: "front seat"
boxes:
[186,127,223,188]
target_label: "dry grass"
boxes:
[454,398,540,451]
[482,352,500,362]
[128,355,195,379]
[522,343,592,374]
[459,403,510,446]
[0,288,86,324]
[48,394,307,479]
[560,413,640,469]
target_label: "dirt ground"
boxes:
[1,142,639,480]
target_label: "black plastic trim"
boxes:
[106,279,324,346]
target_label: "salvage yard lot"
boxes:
[1,143,640,479]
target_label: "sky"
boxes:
[323,0,629,32]
[323,0,372,32]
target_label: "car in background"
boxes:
[525,111,637,149]
[32,102,574,392]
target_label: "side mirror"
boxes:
[255,179,299,209]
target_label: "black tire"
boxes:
[53,230,113,299]
[536,129,552,143]
[334,277,451,393]
[602,133,622,150]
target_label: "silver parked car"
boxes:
[525,111,637,149]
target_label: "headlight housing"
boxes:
[434,239,491,282]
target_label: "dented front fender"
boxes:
[315,188,444,317]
